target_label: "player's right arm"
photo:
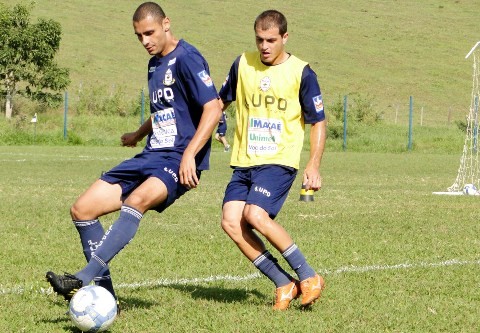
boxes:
[120,119,152,147]
[219,56,241,106]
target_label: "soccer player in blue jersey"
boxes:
[215,111,230,152]
[219,10,327,310]
[46,2,222,305]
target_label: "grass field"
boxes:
[1,145,479,332]
[2,1,480,332]
[5,0,480,125]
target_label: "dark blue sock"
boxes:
[74,219,117,298]
[282,243,316,281]
[253,251,292,288]
[75,206,142,286]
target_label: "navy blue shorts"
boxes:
[216,122,227,136]
[223,165,297,219]
[101,150,200,213]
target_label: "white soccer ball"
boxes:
[69,285,117,332]
[463,183,478,195]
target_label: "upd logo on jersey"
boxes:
[313,95,324,113]
[197,70,213,87]
[247,117,282,155]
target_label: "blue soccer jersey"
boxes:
[145,39,219,170]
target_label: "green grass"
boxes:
[0,112,466,154]
[1,146,479,332]
[5,0,480,125]
[1,1,480,332]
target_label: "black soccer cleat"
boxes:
[46,271,83,301]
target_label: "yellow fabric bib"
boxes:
[231,51,308,169]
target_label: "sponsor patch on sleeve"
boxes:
[197,70,213,87]
[313,95,324,113]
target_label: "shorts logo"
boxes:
[313,95,324,113]
[254,186,271,197]
[197,70,213,87]
[164,167,178,182]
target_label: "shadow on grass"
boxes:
[123,283,266,304]
[165,283,266,303]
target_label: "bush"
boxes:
[326,93,383,139]
[74,83,141,117]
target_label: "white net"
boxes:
[448,42,480,192]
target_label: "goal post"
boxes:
[442,41,480,194]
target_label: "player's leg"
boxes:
[221,200,266,259]
[243,165,324,308]
[46,179,124,300]
[47,152,171,297]
[46,177,168,299]
[70,179,124,300]
[73,153,188,287]
[221,169,297,309]
[71,179,124,220]
[222,201,297,310]
[219,135,230,151]
[74,176,167,286]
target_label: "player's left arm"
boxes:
[179,98,222,189]
[299,64,326,191]
[303,119,326,191]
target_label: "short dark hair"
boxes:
[133,2,166,23]
[254,10,287,35]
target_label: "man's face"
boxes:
[255,26,288,65]
[133,15,170,56]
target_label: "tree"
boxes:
[0,2,70,118]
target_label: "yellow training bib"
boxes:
[231,52,308,169]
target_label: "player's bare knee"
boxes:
[70,202,87,221]
[124,194,149,213]
[243,210,260,228]
[221,217,240,238]
[243,210,272,234]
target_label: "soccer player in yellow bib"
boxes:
[219,10,327,310]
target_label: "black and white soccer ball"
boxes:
[69,285,117,332]
[463,183,478,196]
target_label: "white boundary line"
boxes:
[466,41,480,59]
[1,258,479,296]
[432,191,464,196]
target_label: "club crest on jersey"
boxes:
[197,70,213,87]
[163,69,175,86]
[259,76,271,92]
[313,95,324,112]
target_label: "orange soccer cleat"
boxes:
[273,279,301,310]
[299,273,325,308]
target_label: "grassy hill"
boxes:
[6,0,480,125]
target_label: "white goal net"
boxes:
[447,41,480,193]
